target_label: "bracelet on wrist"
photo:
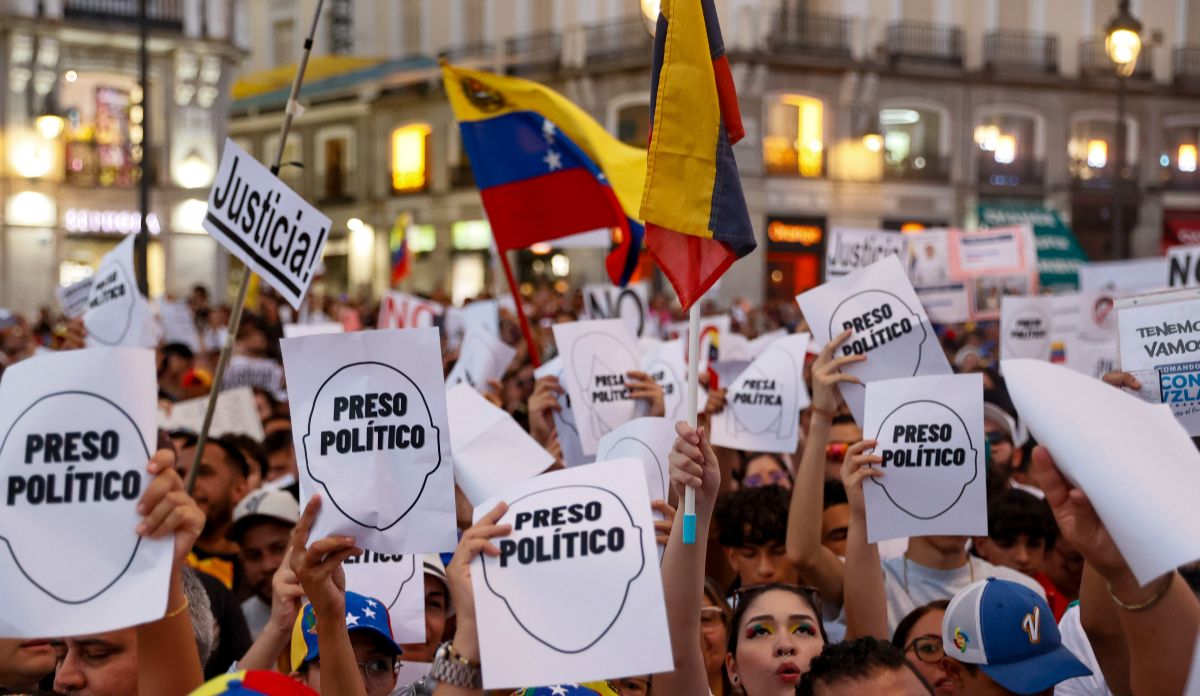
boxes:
[164,597,190,619]
[1108,572,1173,612]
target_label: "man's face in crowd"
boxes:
[724,541,797,586]
[398,575,449,663]
[1044,537,1084,597]
[178,444,247,536]
[814,665,931,696]
[983,419,1016,473]
[826,422,863,481]
[52,631,138,696]
[0,638,56,689]
[298,632,397,696]
[975,534,1046,577]
[267,444,298,482]
[821,503,850,557]
[239,520,293,602]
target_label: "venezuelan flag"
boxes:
[640,0,755,311]
[389,213,410,287]
[441,63,645,286]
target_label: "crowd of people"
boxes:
[0,279,1197,696]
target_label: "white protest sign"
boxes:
[595,418,675,508]
[461,300,499,336]
[447,384,554,505]
[1168,244,1200,288]
[667,315,731,374]
[711,334,811,453]
[343,552,425,643]
[583,283,651,337]
[281,329,457,554]
[471,459,672,688]
[999,295,1080,363]
[1078,257,1168,293]
[826,227,908,278]
[552,320,642,456]
[282,322,343,338]
[797,255,952,423]
[446,328,518,392]
[533,357,590,468]
[83,235,155,348]
[378,291,444,330]
[1003,359,1200,584]
[204,138,330,310]
[0,348,171,637]
[223,355,287,402]
[158,300,201,353]
[1116,290,1200,435]
[56,277,93,318]
[862,373,986,542]
[639,338,694,421]
[159,386,265,441]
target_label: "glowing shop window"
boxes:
[392,123,432,192]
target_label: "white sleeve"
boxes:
[1054,604,1114,696]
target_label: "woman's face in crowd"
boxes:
[742,455,791,490]
[900,609,959,695]
[398,576,448,662]
[700,595,729,677]
[726,589,823,695]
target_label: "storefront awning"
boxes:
[231,55,440,113]
[1163,210,1200,251]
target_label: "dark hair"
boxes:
[735,452,791,486]
[262,429,295,457]
[161,342,195,362]
[252,387,279,416]
[175,432,250,478]
[891,599,950,648]
[702,577,734,696]
[224,433,267,479]
[726,583,826,656]
[988,488,1058,550]
[823,480,848,510]
[797,637,934,695]
[714,485,790,549]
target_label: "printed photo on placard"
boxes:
[281,328,457,554]
[0,348,171,638]
[861,373,986,543]
[343,552,425,643]
[797,255,952,423]
[711,334,811,453]
[552,320,642,456]
[470,459,672,688]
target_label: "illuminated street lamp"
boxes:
[1105,0,1141,259]
[640,0,660,37]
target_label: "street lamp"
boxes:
[1105,0,1141,259]
[640,0,660,37]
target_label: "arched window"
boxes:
[315,125,355,202]
[391,123,432,194]
[1161,115,1200,189]
[1068,111,1138,182]
[607,94,651,148]
[878,101,950,181]
[973,106,1045,187]
[763,93,825,178]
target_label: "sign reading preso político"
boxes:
[204,138,332,310]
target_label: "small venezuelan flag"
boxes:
[389,212,411,287]
[441,63,645,286]
[640,0,755,311]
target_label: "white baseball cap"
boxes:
[227,488,300,542]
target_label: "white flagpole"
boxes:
[683,302,701,543]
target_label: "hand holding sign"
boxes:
[289,495,363,619]
[135,449,204,569]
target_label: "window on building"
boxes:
[1161,120,1200,188]
[272,18,295,66]
[316,127,354,202]
[265,132,303,193]
[391,123,432,194]
[1068,116,1138,181]
[409,224,437,253]
[616,103,651,148]
[403,1,422,56]
[974,111,1041,186]
[60,72,146,188]
[452,220,492,250]
[879,105,946,180]
[763,95,825,177]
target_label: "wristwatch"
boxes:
[430,641,482,688]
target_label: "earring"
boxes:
[731,675,739,684]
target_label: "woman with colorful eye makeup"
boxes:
[892,600,959,695]
[724,583,827,695]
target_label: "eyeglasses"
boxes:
[700,606,727,626]
[905,635,945,664]
[742,469,790,488]
[825,442,850,460]
[985,431,1011,446]
[357,657,399,684]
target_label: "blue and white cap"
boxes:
[943,578,1091,695]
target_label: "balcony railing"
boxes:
[886,21,963,67]
[438,41,495,64]
[1162,168,1200,191]
[505,30,561,75]
[62,0,184,30]
[1174,45,1200,89]
[977,157,1045,189]
[765,11,853,59]
[984,30,1058,75]
[1078,38,1152,80]
[584,17,652,65]
[883,154,951,182]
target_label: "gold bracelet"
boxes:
[164,597,190,619]
[1108,573,1173,612]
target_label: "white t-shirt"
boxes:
[881,555,1045,636]
[1054,603,1113,696]
[241,595,271,640]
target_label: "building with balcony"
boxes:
[0,0,245,314]
[223,0,1200,308]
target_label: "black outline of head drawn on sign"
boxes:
[646,357,684,420]
[84,260,136,346]
[869,399,979,520]
[597,437,668,503]
[571,332,638,437]
[0,391,150,603]
[1003,305,1051,360]
[345,553,418,618]
[827,290,928,378]
[482,484,645,654]
[730,347,798,440]
[302,361,442,532]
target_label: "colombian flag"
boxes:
[441,63,645,286]
[640,0,755,311]
[389,213,410,287]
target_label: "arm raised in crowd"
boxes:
[1078,562,1131,695]
[652,422,722,695]
[134,448,206,696]
[786,330,863,605]
[1031,446,1199,696]
[839,440,889,640]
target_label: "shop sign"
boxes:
[64,208,161,236]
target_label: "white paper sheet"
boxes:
[552,320,642,456]
[826,227,908,278]
[343,552,425,643]
[282,322,344,338]
[158,300,201,352]
[83,235,155,348]
[446,384,554,505]
[533,357,590,468]
[0,348,171,637]
[445,328,518,393]
[1003,359,1200,585]
[639,338,695,422]
[797,255,952,423]
[861,373,987,543]
[470,459,672,688]
[56,276,93,318]
[711,334,811,453]
[222,355,287,402]
[1078,257,1168,293]
[158,386,265,441]
[281,329,458,554]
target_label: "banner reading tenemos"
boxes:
[204,138,331,310]
[281,329,457,554]
[797,255,952,423]
[471,459,672,688]
[0,348,171,637]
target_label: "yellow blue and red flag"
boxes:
[640,0,755,311]
[441,63,645,286]
[389,213,410,287]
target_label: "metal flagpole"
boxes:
[682,302,701,543]
[187,0,327,493]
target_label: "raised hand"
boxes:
[136,448,204,570]
[840,439,883,521]
[811,329,865,413]
[626,370,666,418]
[288,495,362,618]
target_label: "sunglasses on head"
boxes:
[742,469,790,488]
